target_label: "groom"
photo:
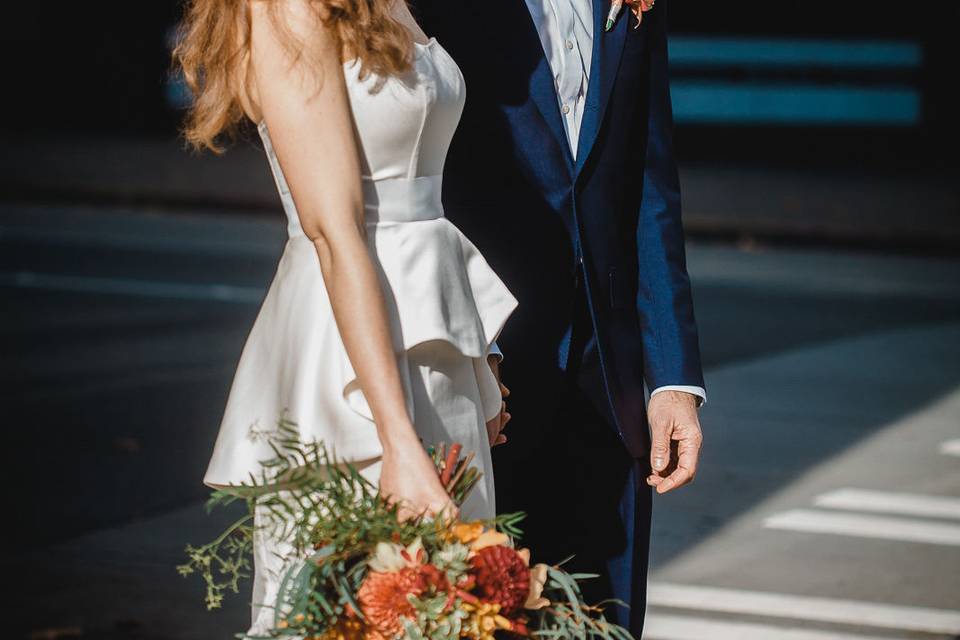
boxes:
[414,0,705,633]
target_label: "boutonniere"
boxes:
[604,0,655,31]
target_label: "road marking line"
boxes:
[0,224,281,257]
[814,488,960,520]
[940,439,960,457]
[647,583,960,634]
[764,509,960,546]
[644,613,895,640]
[1,271,264,305]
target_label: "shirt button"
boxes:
[561,104,571,114]
[565,39,574,50]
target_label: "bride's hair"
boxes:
[174,0,413,152]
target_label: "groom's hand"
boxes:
[646,390,702,494]
[485,355,511,446]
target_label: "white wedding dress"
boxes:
[202,37,517,634]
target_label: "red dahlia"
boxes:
[469,545,531,615]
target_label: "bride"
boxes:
[174,0,517,632]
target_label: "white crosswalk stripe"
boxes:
[647,582,960,635]
[764,509,960,546]
[644,614,896,640]
[940,439,960,457]
[814,488,960,520]
[1,271,264,304]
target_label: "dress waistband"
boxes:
[362,175,444,223]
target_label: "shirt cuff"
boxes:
[650,385,706,407]
[487,341,503,362]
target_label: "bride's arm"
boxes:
[248,0,455,519]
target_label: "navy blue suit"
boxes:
[413,0,705,633]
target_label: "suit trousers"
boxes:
[494,267,653,634]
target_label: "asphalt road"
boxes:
[2,202,959,639]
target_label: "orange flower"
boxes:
[626,0,656,21]
[605,0,655,31]
[358,568,422,637]
[358,565,451,637]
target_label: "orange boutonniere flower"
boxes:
[605,0,655,31]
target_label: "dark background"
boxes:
[2,3,956,165]
[2,2,959,639]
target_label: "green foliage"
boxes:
[180,418,635,640]
[529,567,633,640]
[179,418,504,638]
[176,513,253,611]
[430,541,470,584]
[404,594,468,640]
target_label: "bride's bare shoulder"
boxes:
[249,0,338,40]
[245,0,341,122]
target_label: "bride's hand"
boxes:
[485,355,511,447]
[379,434,459,522]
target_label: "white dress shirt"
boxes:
[495,0,706,405]
[524,0,594,157]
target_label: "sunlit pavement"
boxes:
[2,203,959,639]
[646,325,960,638]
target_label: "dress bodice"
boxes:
[346,38,466,181]
[258,38,466,237]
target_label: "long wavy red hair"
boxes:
[173,0,413,152]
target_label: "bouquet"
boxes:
[179,418,633,639]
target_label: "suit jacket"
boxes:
[414,0,705,456]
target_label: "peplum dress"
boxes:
[202,37,517,633]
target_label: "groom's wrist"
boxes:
[650,385,706,408]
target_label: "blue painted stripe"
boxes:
[669,36,923,70]
[672,82,920,125]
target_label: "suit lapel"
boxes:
[575,0,630,172]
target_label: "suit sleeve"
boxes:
[635,4,705,393]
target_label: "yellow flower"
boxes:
[469,530,510,553]
[461,601,513,640]
[315,617,367,640]
[450,521,484,544]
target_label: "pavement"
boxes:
[2,200,959,639]
[2,132,958,251]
